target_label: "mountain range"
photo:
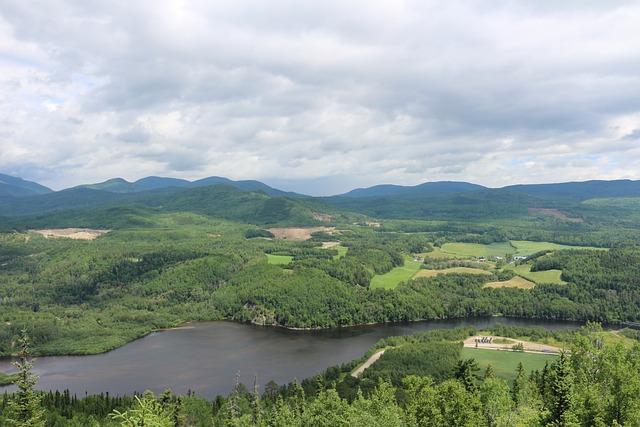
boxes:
[2,172,640,227]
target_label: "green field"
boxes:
[483,276,536,289]
[370,255,425,289]
[424,247,468,259]
[509,240,606,256]
[414,267,493,279]
[333,245,348,259]
[266,254,293,265]
[503,263,565,284]
[461,348,558,383]
[438,240,605,260]
[440,242,515,259]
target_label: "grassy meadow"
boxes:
[333,245,348,259]
[370,255,425,289]
[483,276,536,289]
[413,267,492,279]
[439,242,515,258]
[509,240,606,256]
[461,347,558,383]
[266,254,294,265]
[502,263,565,284]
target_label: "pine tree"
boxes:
[512,362,526,408]
[484,364,495,379]
[6,330,44,427]
[546,352,578,426]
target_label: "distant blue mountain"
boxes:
[503,180,640,200]
[74,176,306,198]
[338,181,487,198]
[134,176,192,189]
[0,173,52,200]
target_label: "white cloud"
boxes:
[1,0,640,194]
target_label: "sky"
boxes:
[1,1,640,196]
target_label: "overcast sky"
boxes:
[1,1,640,195]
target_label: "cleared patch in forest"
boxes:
[423,247,468,259]
[370,255,425,290]
[461,347,558,383]
[413,267,493,279]
[440,242,515,259]
[483,276,536,289]
[502,264,565,284]
[509,240,605,256]
[266,254,293,265]
[267,227,334,241]
[32,228,110,240]
[331,245,348,259]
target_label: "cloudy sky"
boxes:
[1,1,640,195]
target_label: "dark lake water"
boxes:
[0,318,583,399]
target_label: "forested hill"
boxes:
[75,175,305,197]
[336,181,487,198]
[502,179,640,200]
[3,173,640,225]
[334,179,640,201]
[324,179,640,222]
[0,173,52,201]
[0,184,351,230]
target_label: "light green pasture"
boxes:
[509,240,606,256]
[266,254,293,265]
[483,276,536,289]
[503,263,565,284]
[461,348,557,383]
[413,267,493,279]
[440,242,515,259]
[333,245,348,259]
[370,255,425,290]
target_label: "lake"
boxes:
[0,317,582,399]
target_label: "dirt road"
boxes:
[464,336,564,354]
[351,350,386,377]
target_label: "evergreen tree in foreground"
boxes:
[6,329,44,427]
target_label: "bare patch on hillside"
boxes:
[267,227,334,241]
[313,213,333,221]
[529,208,583,222]
[32,228,110,240]
[322,241,340,248]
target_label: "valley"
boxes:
[2,174,640,425]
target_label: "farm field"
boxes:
[439,242,514,258]
[461,347,558,383]
[483,276,536,289]
[437,240,605,260]
[503,263,565,284]
[509,240,606,256]
[413,267,493,279]
[423,247,468,259]
[266,254,293,265]
[370,255,425,289]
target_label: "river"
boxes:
[0,317,582,399]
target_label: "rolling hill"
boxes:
[3,173,640,229]
[0,173,52,201]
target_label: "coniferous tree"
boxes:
[6,330,44,427]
